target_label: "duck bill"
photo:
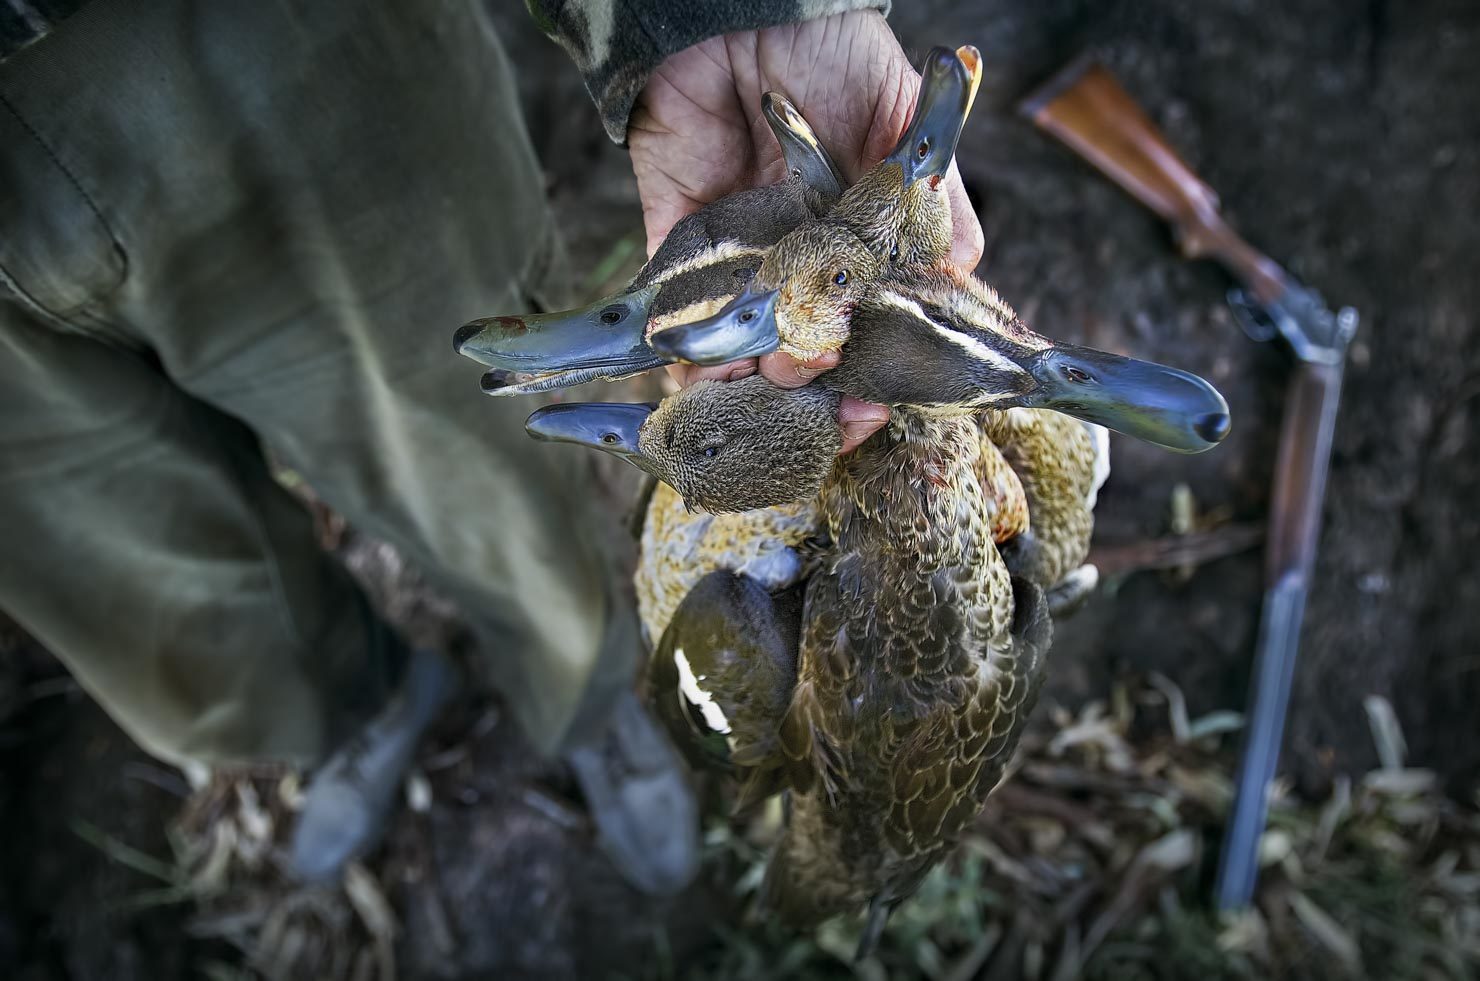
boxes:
[1023,344,1231,453]
[647,286,782,366]
[884,45,983,188]
[762,91,845,201]
[524,401,660,474]
[453,282,664,395]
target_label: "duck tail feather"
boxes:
[758,835,839,929]
[854,896,896,962]
[731,766,787,815]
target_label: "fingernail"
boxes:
[843,420,882,441]
[796,365,827,380]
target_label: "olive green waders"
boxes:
[0,0,635,766]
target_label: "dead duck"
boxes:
[575,375,1027,788]
[527,371,1052,950]
[526,274,1226,946]
[452,92,844,396]
[530,381,833,785]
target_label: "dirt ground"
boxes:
[3,0,1477,977]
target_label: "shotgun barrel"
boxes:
[1021,56,1358,910]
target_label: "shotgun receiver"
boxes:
[1021,57,1358,909]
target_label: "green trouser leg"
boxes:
[0,0,638,765]
[0,314,408,766]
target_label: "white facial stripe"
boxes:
[873,290,929,318]
[653,241,762,286]
[649,295,736,335]
[673,647,731,734]
[877,290,1027,375]
[930,280,1053,353]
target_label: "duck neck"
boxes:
[823,408,989,570]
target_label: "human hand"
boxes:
[628,10,984,452]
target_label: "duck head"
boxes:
[831,44,982,268]
[763,91,845,204]
[833,279,1231,453]
[524,376,842,512]
[454,281,667,395]
[649,222,883,364]
[453,93,843,395]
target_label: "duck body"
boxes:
[766,408,1052,926]
[632,483,821,803]
[647,567,805,784]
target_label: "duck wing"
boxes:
[974,432,1030,543]
[775,547,871,803]
[980,407,1101,592]
[647,571,803,774]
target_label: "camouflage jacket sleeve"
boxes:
[526,0,891,144]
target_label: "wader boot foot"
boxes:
[289,647,457,883]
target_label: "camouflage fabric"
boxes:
[5,1,891,130]
[528,0,890,143]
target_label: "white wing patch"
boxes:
[673,647,731,734]
[1084,422,1112,510]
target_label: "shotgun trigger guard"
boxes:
[1226,289,1279,343]
[1226,285,1358,366]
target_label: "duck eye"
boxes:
[833,270,849,287]
[738,309,757,324]
[600,432,621,444]
[1063,366,1093,384]
[889,242,900,260]
[916,138,931,160]
[599,306,624,325]
[790,167,802,179]
[702,445,721,459]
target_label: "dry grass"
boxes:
[75,674,1478,980]
[680,679,1480,981]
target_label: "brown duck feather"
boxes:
[765,411,1052,925]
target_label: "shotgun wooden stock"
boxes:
[1021,57,1290,306]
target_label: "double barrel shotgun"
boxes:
[1020,56,1359,909]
